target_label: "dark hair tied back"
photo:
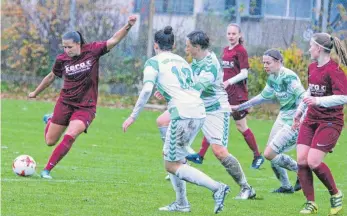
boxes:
[62,31,86,46]
[76,31,86,45]
[154,26,175,51]
[187,30,210,50]
[164,26,173,35]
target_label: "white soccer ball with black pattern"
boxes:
[12,155,36,176]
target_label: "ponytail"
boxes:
[62,31,86,47]
[76,31,86,46]
[331,37,347,67]
[312,33,347,67]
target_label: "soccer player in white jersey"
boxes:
[231,49,304,193]
[122,26,230,214]
[157,30,256,200]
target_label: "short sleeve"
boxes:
[52,58,64,78]
[90,41,108,57]
[143,59,159,84]
[330,67,347,95]
[237,48,249,69]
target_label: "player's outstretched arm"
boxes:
[28,71,56,98]
[122,82,154,132]
[106,15,137,51]
[234,94,272,112]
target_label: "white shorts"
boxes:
[201,112,230,147]
[163,118,205,162]
[267,117,298,154]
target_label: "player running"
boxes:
[122,26,230,214]
[157,30,256,200]
[187,23,264,169]
[28,15,137,179]
[294,33,347,215]
[231,49,304,193]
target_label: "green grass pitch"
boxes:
[2,99,347,216]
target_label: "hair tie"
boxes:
[312,38,332,51]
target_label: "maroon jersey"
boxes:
[306,60,347,125]
[222,44,249,102]
[52,41,108,110]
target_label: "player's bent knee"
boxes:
[264,148,276,160]
[156,111,170,127]
[165,161,181,174]
[65,126,85,138]
[45,137,58,146]
[65,131,80,139]
[156,117,163,127]
[264,153,273,160]
[297,154,309,165]
[297,157,308,166]
[212,145,228,160]
[307,158,321,169]
[236,124,248,133]
[156,116,169,127]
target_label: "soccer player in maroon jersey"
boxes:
[187,23,264,169]
[293,33,347,215]
[28,15,137,179]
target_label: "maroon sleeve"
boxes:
[330,66,347,95]
[237,48,249,69]
[90,41,108,57]
[52,58,64,78]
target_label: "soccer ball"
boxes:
[12,155,36,176]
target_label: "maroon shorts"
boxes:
[51,100,96,133]
[229,99,249,121]
[297,121,343,153]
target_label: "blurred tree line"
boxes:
[1,0,144,94]
[1,0,346,98]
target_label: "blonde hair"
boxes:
[228,23,244,44]
[312,33,347,67]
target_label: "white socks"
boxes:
[175,164,220,192]
[169,173,189,206]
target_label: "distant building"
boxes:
[131,0,346,54]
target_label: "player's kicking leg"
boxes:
[160,118,230,214]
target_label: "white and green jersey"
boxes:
[143,52,206,120]
[191,52,230,113]
[261,67,305,125]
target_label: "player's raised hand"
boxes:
[28,91,37,98]
[303,96,317,106]
[128,15,137,26]
[122,116,135,132]
[154,91,164,100]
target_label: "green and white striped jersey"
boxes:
[143,52,206,120]
[191,52,230,113]
[261,67,305,125]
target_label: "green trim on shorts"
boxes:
[169,107,181,120]
[222,112,229,147]
[169,120,178,161]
